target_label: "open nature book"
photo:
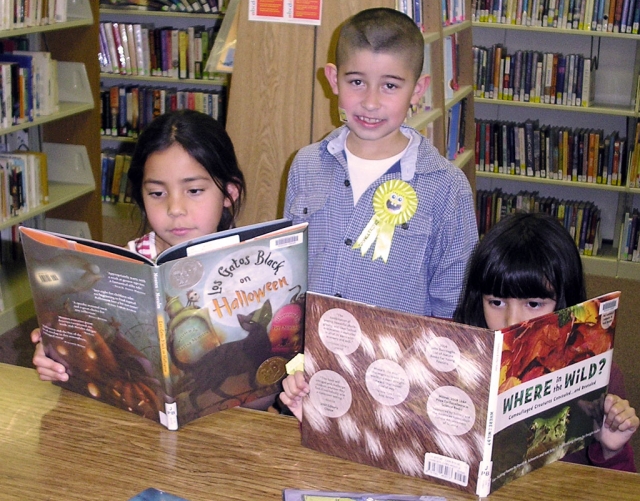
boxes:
[300,291,620,496]
[21,220,307,430]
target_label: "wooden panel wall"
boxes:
[226,0,316,226]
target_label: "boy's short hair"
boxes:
[336,8,424,80]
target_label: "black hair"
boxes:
[336,8,424,80]
[454,212,586,328]
[128,109,246,232]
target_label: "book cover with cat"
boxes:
[300,291,620,496]
[20,219,307,430]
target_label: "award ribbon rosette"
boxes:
[352,180,418,262]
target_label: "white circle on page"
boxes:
[426,337,461,372]
[318,308,361,355]
[427,386,476,436]
[365,359,410,406]
[309,370,352,418]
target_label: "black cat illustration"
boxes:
[170,300,273,410]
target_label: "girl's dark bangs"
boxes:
[482,259,555,299]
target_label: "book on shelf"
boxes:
[100,21,222,81]
[618,209,640,261]
[204,0,238,75]
[472,45,599,109]
[446,100,463,160]
[0,53,34,124]
[283,490,444,501]
[0,150,48,221]
[99,0,179,12]
[100,85,226,138]
[469,0,640,28]
[443,35,458,100]
[300,290,620,496]
[100,150,133,203]
[475,118,626,186]
[0,0,66,28]
[20,219,308,430]
[475,188,604,253]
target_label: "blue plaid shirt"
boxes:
[285,125,478,318]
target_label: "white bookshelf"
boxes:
[472,23,640,278]
[0,0,99,335]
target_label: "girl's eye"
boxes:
[148,191,164,198]
[487,298,505,307]
[349,79,363,86]
[527,300,544,309]
[188,188,204,195]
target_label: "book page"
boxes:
[20,227,168,425]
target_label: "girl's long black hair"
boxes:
[454,212,586,328]
[128,109,246,232]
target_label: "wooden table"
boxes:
[1,363,639,501]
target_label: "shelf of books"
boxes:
[0,143,96,335]
[0,0,100,333]
[471,0,640,35]
[98,1,233,226]
[470,0,640,278]
[0,141,95,333]
[99,1,230,140]
[0,0,94,37]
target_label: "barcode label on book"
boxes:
[600,297,619,314]
[36,272,61,285]
[599,296,619,329]
[423,453,469,486]
[271,232,304,250]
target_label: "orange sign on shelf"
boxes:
[250,0,322,25]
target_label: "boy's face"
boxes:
[325,49,429,159]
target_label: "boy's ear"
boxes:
[324,63,339,95]
[410,74,431,106]
[224,182,240,207]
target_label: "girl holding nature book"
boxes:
[281,212,638,471]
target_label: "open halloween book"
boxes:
[300,291,621,496]
[20,219,307,430]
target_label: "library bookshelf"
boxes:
[0,0,100,335]
[472,20,640,278]
[226,0,476,226]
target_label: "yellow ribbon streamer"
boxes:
[353,180,418,263]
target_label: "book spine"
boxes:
[133,24,145,76]
[171,29,180,79]
[152,268,177,431]
[126,23,138,76]
[476,330,504,498]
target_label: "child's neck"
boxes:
[345,129,409,160]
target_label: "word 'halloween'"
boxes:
[210,276,290,318]
[218,251,285,277]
